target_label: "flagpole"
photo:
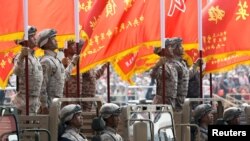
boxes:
[198,0,203,99]
[74,0,80,98]
[160,0,166,104]
[23,0,29,116]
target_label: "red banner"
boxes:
[0,0,24,41]
[79,0,161,74]
[79,0,108,38]
[29,0,75,47]
[202,0,250,72]
[114,47,158,82]
[0,42,16,88]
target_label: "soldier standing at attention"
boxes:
[99,103,123,141]
[11,26,43,115]
[62,40,108,111]
[59,104,88,141]
[172,37,201,111]
[193,104,214,141]
[150,38,178,109]
[37,29,79,114]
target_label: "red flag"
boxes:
[202,0,250,72]
[29,0,75,47]
[79,0,161,74]
[205,55,250,73]
[79,0,108,38]
[114,47,158,83]
[0,0,24,41]
[0,42,16,88]
[114,0,206,82]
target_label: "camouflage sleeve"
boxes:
[95,63,108,79]
[40,59,52,107]
[13,54,24,76]
[150,57,166,79]
[189,65,198,79]
[64,62,75,81]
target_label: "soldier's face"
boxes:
[28,34,36,48]
[70,112,83,128]
[48,37,58,50]
[174,44,184,56]
[111,115,120,128]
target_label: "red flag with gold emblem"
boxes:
[0,0,24,41]
[166,0,208,65]
[202,0,250,72]
[79,0,161,74]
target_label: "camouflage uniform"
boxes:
[194,127,208,141]
[151,57,177,108]
[171,37,199,111]
[81,66,107,111]
[37,29,76,109]
[59,104,88,141]
[100,127,123,141]
[60,128,88,141]
[193,104,212,141]
[99,103,123,141]
[40,50,74,107]
[12,50,43,114]
[173,58,189,110]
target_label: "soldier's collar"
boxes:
[44,50,57,58]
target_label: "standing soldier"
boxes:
[62,40,108,111]
[11,26,43,115]
[172,37,201,111]
[150,38,178,109]
[37,29,79,114]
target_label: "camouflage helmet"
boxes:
[60,104,82,124]
[100,103,121,119]
[223,107,242,121]
[15,25,37,44]
[27,25,37,36]
[193,104,212,121]
[37,29,57,48]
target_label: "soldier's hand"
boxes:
[38,106,49,114]
[20,47,29,58]
[194,58,203,68]
[71,54,79,66]
[62,57,69,67]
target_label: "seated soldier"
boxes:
[59,104,88,141]
[223,107,242,125]
[193,104,214,141]
[99,103,123,141]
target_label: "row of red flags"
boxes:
[1,0,250,88]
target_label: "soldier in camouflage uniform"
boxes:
[11,26,43,115]
[172,37,201,111]
[193,104,214,141]
[150,38,177,109]
[62,40,108,111]
[223,107,242,125]
[59,104,88,141]
[99,103,123,141]
[37,29,79,114]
